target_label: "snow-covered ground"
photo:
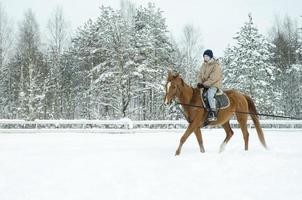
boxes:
[0,129,302,200]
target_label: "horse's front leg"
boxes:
[175,121,198,156]
[194,128,205,153]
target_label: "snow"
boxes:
[0,129,302,200]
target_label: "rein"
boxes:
[174,101,302,120]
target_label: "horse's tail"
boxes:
[244,95,267,149]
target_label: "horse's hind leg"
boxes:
[220,121,234,152]
[194,128,205,153]
[236,113,249,151]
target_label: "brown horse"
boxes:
[164,72,267,155]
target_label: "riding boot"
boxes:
[206,87,218,121]
[208,109,217,122]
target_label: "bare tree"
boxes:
[47,6,69,56]
[46,6,69,119]
[0,3,12,67]
[178,24,203,85]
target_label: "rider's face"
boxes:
[204,55,210,62]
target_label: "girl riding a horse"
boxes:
[197,49,223,122]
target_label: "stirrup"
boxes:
[208,116,217,122]
[208,111,217,121]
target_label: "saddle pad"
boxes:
[215,93,230,110]
[201,91,230,111]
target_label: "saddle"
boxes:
[201,88,230,111]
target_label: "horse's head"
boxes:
[164,71,184,105]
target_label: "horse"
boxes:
[164,71,267,155]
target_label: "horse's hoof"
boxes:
[219,142,227,153]
[175,151,180,156]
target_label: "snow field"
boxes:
[0,129,301,200]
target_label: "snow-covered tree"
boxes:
[133,3,174,119]
[222,14,277,114]
[66,3,174,120]
[12,9,47,120]
[45,6,70,119]
[0,3,14,119]
[269,15,302,117]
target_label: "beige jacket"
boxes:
[197,59,222,89]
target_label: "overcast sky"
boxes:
[2,0,302,56]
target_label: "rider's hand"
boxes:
[197,83,205,89]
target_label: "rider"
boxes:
[197,49,223,121]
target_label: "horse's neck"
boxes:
[177,83,193,105]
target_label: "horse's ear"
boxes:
[177,74,184,87]
[180,78,184,87]
[168,70,179,81]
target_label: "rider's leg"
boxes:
[207,87,218,121]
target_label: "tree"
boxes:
[46,6,69,119]
[0,3,13,118]
[222,14,277,114]
[269,15,302,117]
[133,3,174,119]
[1,2,179,120]
[177,24,203,85]
[64,3,174,120]
[12,9,46,120]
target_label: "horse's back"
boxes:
[223,89,251,111]
[223,89,244,99]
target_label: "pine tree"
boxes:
[222,14,277,114]
[68,7,136,119]
[133,3,174,119]
[66,4,174,120]
[269,15,302,117]
[59,49,77,119]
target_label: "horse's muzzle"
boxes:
[164,97,172,105]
